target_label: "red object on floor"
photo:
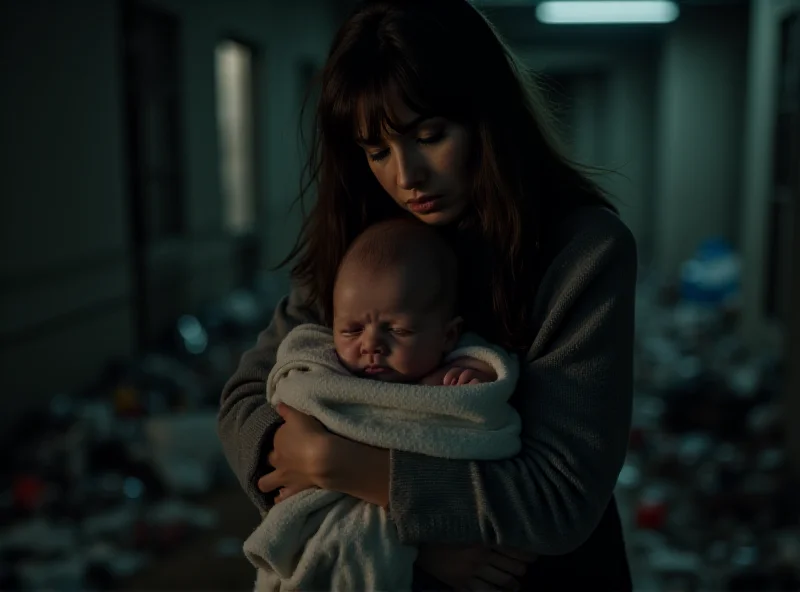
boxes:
[13,475,46,511]
[636,500,668,530]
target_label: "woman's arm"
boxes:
[217,284,322,512]
[388,209,637,554]
[322,436,391,507]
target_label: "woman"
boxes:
[218,0,637,590]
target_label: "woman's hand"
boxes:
[257,404,391,507]
[416,544,536,591]
[257,404,331,501]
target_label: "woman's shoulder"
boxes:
[286,279,327,323]
[533,204,638,306]
[522,205,638,352]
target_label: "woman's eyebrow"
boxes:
[394,114,431,134]
[356,115,435,144]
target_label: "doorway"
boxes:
[122,0,186,350]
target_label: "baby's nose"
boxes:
[361,333,387,355]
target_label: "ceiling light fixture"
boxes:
[536,1,680,24]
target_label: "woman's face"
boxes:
[356,94,472,226]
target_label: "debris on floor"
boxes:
[623,246,798,592]
[1,289,272,591]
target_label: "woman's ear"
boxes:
[443,316,463,351]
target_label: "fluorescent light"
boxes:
[536,1,680,24]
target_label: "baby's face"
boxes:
[332,265,460,383]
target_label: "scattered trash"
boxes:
[1,287,274,589]
[624,252,795,591]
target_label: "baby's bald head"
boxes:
[334,219,458,319]
[332,219,462,382]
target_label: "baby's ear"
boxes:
[443,316,463,351]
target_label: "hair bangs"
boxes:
[326,49,459,147]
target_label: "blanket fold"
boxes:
[243,324,521,591]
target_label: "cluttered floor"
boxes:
[2,269,798,591]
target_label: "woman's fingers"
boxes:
[487,551,528,577]
[459,549,532,591]
[267,449,279,469]
[275,485,319,502]
[257,470,282,493]
[476,564,521,589]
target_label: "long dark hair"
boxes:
[283,0,615,349]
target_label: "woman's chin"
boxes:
[410,208,462,226]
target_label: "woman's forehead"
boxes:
[354,90,425,143]
[355,113,431,145]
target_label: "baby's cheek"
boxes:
[405,340,441,369]
[336,342,359,368]
[392,344,419,369]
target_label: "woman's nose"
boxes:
[395,147,427,190]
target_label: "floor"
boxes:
[120,489,259,591]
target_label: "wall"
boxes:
[740,0,800,349]
[520,47,658,261]
[603,56,658,264]
[653,4,749,277]
[737,0,800,474]
[521,4,750,275]
[143,0,339,305]
[789,134,800,478]
[0,0,340,432]
[0,0,133,431]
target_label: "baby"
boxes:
[332,217,496,387]
[245,218,521,592]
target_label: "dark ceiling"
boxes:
[333,0,750,49]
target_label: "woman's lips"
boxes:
[407,195,442,213]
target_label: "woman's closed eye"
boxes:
[368,148,390,163]
[366,131,446,163]
[417,130,445,145]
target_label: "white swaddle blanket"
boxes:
[243,323,521,592]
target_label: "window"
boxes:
[215,40,257,237]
